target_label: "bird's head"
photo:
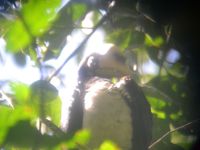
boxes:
[78,46,133,83]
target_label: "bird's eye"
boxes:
[87,56,98,68]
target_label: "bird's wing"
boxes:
[66,85,84,135]
[120,76,152,150]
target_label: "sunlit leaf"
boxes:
[147,96,168,119]
[145,34,164,47]
[151,108,166,119]
[0,106,36,144]
[10,82,38,118]
[2,0,61,52]
[65,129,91,149]
[73,129,91,146]
[5,20,32,52]
[10,82,30,103]
[0,107,12,144]
[99,140,121,150]
[147,96,167,109]
[21,0,61,36]
[45,96,61,125]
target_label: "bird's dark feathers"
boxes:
[66,87,84,135]
[121,76,152,149]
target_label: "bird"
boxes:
[66,46,152,150]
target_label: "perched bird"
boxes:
[66,46,152,150]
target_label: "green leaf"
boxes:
[0,107,12,144]
[147,96,168,119]
[45,96,61,125]
[99,140,120,150]
[10,82,30,103]
[21,0,61,36]
[0,106,36,144]
[3,120,41,147]
[10,82,38,118]
[3,120,61,148]
[70,3,87,22]
[170,110,183,121]
[147,96,167,110]
[5,20,32,52]
[106,29,144,50]
[73,129,91,146]
[30,80,58,102]
[145,34,164,47]
[151,108,166,119]
[65,129,91,149]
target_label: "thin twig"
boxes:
[148,118,200,149]
[47,8,113,82]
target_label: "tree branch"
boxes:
[148,118,200,149]
[47,7,113,82]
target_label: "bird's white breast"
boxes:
[83,80,133,149]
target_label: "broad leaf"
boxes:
[6,20,32,52]
[21,0,61,36]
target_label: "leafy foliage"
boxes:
[99,140,121,150]
[0,0,199,149]
[4,0,60,52]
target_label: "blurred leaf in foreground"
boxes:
[30,80,58,102]
[65,129,91,149]
[3,120,61,148]
[5,0,61,52]
[5,20,32,52]
[99,140,121,150]
[145,33,164,48]
[21,0,61,36]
